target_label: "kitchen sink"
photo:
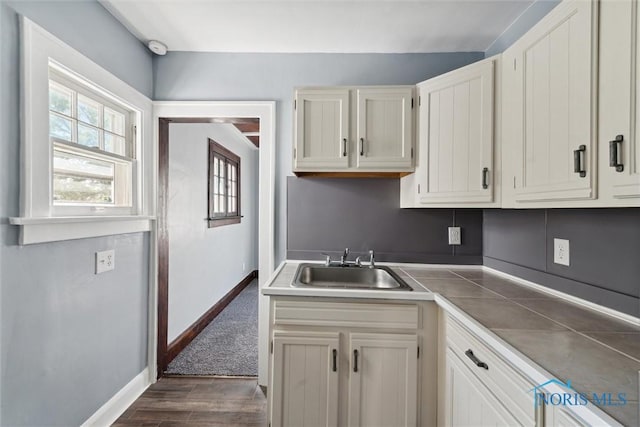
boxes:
[291,263,413,291]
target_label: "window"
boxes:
[49,70,134,208]
[208,139,241,227]
[11,17,153,245]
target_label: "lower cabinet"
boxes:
[268,298,434,427]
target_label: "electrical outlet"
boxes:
[448,227,461,245]
[96,250,115,274]
[553,239,570,266]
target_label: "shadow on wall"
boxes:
[286,177,483,264]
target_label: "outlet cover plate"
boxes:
[96,249,115,274]
[448,227,461,245]
[553,238,570,266]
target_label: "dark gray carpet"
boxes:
[166,280,258,376]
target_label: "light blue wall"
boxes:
[485,0,561,56]
[0,1,153,425]
[153,52,485,263]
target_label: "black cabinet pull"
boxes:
[482,167,489,189]
[342,138,347,157]
[573,145,587,177]
[465,349,489,370]
[359,138,364,156]
[353,349,359,372]
[332,349,337,372]
[609,135,624,172]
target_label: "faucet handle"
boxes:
[321,252,332,266]
[368,249,375,268]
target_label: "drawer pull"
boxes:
[482,167,489,189]
[609,135,624,172]
[465,349,489,370]
[332,349,337,372]
[353,349,359,372]
[573,145,587,177]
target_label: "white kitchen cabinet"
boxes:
[268,298,435,427]
[347,333,418,427]
[502,0,597,204]
[598,0,640,202]
[546,405,588,427]
[294,89,350,170]
[413,57,496,205]
[444,347,521,426]
[293,86,415,174]
[271,331,340,427]
[356,88,414,169]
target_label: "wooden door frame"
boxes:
[151,102,276,386]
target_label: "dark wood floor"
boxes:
[113,376,267,426]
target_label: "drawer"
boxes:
[446,315,537,426]
[273,299,419,329]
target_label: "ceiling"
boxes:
[101,0,535,54]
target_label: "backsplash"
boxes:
[483,209,640,317]
[287,177,483,264]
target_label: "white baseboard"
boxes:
[81,367,150,427]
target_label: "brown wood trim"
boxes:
[166,270,258,365]
[247,135,260,147]
[233,122,260,133]
[208,216,242,228]
[157,118,171,378]
[294,171,413,178]
[169,117,259,125]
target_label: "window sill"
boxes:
[9,216,154,245]
[207,216,242,228]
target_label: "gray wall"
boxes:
[1,1,153,425]
[153,51,485,265]
[484,209,640,317]
[287,178,483,264]
[167,124,259,342]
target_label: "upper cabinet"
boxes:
[502,0,597,205]
[293,86,415,175]
[294,89,350,170]
[355,88,414,169]
[400,56,500,207]
[598,0,640,201]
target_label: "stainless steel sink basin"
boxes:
[292,263,413,291]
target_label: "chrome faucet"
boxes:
[368,249,375,268]
[340,248,350,266]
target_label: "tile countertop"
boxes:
[262,261,640,426]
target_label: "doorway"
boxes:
[151,102,275,386]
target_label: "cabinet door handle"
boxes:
[342,138,347,157]
[353,349,359,372]
[359,138,364,156]
[573,145,587,177]
[482,167,489,189]
[332,349,337,372]
[465,349,489,370]
[609,135,624,172]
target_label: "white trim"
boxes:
[482,266,640,327]
[151,101,276,387]
[81,367,151,427]
[10,217,153,245]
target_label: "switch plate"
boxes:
[448,227,461,245]
[96,250,115,274]
[553,239,570,266]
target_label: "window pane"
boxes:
[49,83,72,116]
[78,94,100,126]
[78,124,99,148]
[104,107,125,136]
[104,133,125,156]
[53,149,114,204]
[50,113,73,140]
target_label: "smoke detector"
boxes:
[148,40,168,56]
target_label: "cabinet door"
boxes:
[599,0,640,200]
[347,333,418,427]
[546,405,587,427]
[444,347,521,427]
[508,0,597,203]
[294,89,350,170]
[356,88,413,169]
[271,331,340,427]
[418,59,494,204]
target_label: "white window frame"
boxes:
[10,17,154,245]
